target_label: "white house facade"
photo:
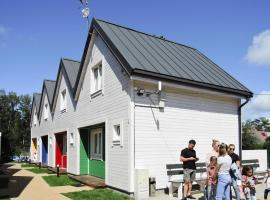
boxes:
[30,18,253,194]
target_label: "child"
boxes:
[230,162,245,199]
[242,166,257,200]
[204,156,218,200]
[264,169,270,200]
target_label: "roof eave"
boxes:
[131,69,253,99]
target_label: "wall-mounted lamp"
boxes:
[137,88,145,96]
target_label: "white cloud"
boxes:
[242,90,270,120]
[0,25,8,36]
[245,30,270,66]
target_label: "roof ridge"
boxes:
[62,57,80,63]
[44,79,56,83]
[95,18,196,50]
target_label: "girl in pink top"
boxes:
[204,156,218,200]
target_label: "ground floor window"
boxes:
[91,128,103,160]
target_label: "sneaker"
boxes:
[187,195,196,199]
[181,198,187,200]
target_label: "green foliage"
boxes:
[42,175,78,187]
[63,189,133,200]
[242,120,259,150]
[21,163,35,168]
[26,167,53,174]
[251,117,270,132]
[0,92,32,158]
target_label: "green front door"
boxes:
[80,129,89,174]
[89,128,105,179]
[79,127,105,179]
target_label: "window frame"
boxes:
[44,103,49,120]
[91,128,103,160]
[90,61,103,97]
[60,88,67,112]
[112,120,123,147]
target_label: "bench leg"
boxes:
[169,183,173,197]
[177,183,183,199]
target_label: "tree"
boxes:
[242,120,259,150]
[0,92,32,159]
[251,117,270,132]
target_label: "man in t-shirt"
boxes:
[180,139,198,200]
[228,144,241,200]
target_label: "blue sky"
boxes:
[0,0,270,120]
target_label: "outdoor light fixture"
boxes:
[137,88,145,96]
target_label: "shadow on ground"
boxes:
[0,163,33,198]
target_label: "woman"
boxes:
[216,143,232,200]
[206,139,220,165]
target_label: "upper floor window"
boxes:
[33,111,37,126]
[91,63,103,95]
[60,89,67,112]
[44,103,49,120]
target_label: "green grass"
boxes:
[21,163,35,168]
[63,189,133,200]
[26,167,53,174]
[42,175,78,187]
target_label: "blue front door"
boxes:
[42,136,48,164]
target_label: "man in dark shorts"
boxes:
[180,139,198,200]
[228,144,241,200]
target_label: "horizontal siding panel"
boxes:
[135,91,239,189]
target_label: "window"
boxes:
[60,89,67,112]
[70,132,74,145]
[112,120,123,146]
[44,103,49,120]
[33,111,37,126]
[91,63,102,95]
[91,129,103,160]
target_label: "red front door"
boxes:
[55,133,67,168]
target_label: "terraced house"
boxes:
[30,18,253,195]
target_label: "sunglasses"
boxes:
[230,148,235,150]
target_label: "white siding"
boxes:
[242,150,268,172]
[134,87,240,190]
[30,105,41,162]
[75,34,130,191]
[31,34,132,192]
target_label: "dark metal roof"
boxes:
[88,18,252,97]
[44,80,56,107]
[33,93,41,114]
[62,58,80,91]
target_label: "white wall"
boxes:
[133,83,240,190]
[242,150,268,172]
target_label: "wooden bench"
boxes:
[166,162,207,198]
[242,159,266,180]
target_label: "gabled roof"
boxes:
[33,93,41,114]
[51,58,80,112]
[75,18,252,98]
[37,80,56,120]
[44,80,56,107]
[62,58,80,91]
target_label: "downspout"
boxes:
[238,97,250,160]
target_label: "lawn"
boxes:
[42,175,78,186]
[21,163,35,168]
[26,167,53,174]
[63,189,133,200]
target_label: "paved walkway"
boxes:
[0,163,268,200]
[0,163,92,200]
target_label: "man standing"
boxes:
[180,139,198,200]
[228,144,241,200]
